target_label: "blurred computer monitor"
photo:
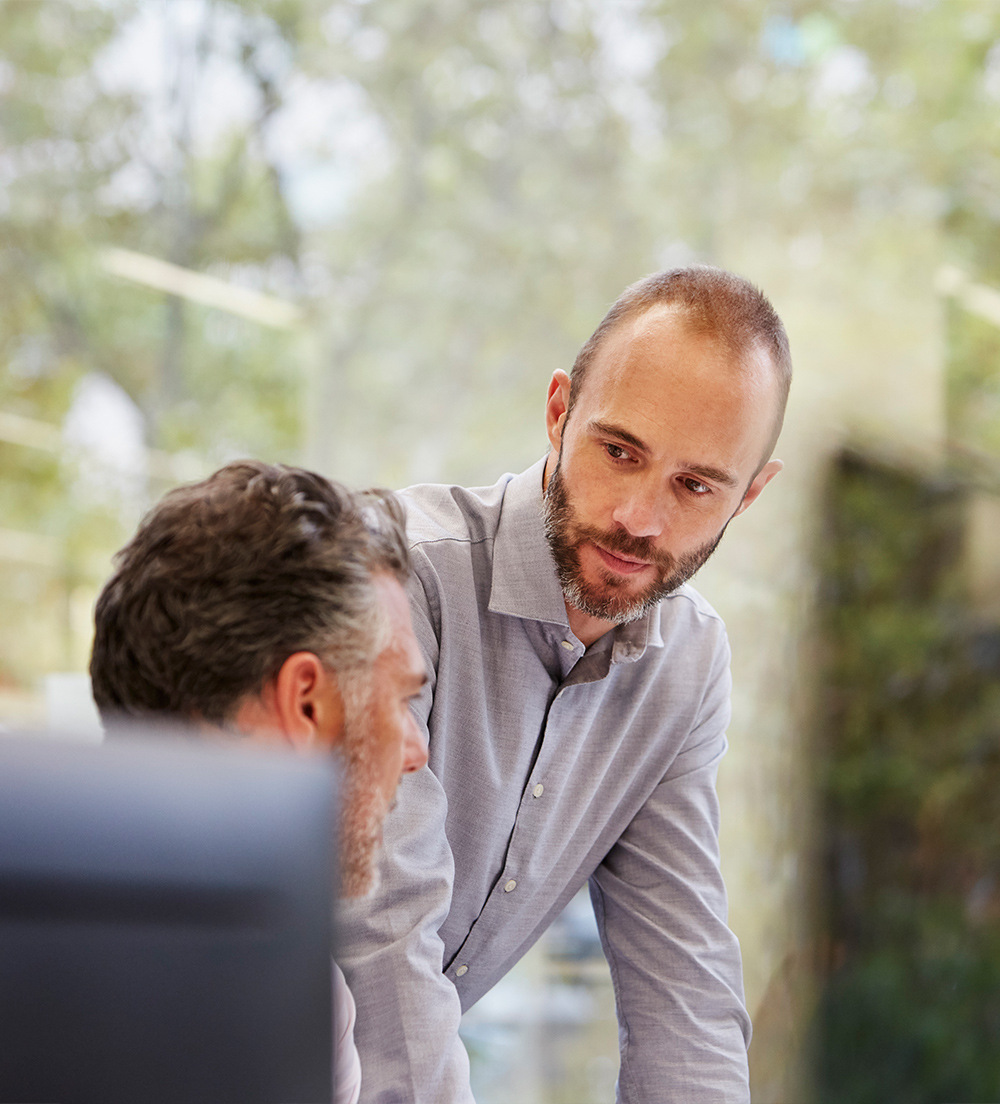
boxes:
[0,730,336,1104]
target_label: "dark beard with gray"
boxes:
[336,676,390,899]
[542,458,725,624]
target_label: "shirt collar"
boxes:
[488,457,665,653]
[612,608,664,656]
[488,457,569,627]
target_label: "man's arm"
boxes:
[337,570,476,1104]
[333,963,362,1104]
[590,650,751,1104]
[338,768,474,1103]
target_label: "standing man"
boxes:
[88,460,430,1104]
[341,266,791,1103]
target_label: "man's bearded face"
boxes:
[543,455,725,625]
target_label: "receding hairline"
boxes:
[575,297,786,391]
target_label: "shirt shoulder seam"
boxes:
[410,533,496,551]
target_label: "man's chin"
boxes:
[563,570,667,624]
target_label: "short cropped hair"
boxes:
[90,461,410,725]
[570,266,792,461]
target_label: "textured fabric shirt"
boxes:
[334,963,362,1104]
[339,458,751,1104]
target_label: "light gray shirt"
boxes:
[333,963,362,1104]
[340,458,751,1103]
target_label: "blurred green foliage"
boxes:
[947,304,1000,464]
[3,1,1000,1095]
[814,451,1000,1103]
[4,0,1000,690]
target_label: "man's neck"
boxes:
[566,603,619,649]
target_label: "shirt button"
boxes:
[532,784,544,798]
[561,640,574,651]
[504,879,517,893]
[456,964,468,977]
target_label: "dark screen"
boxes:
[0,731,336,1104]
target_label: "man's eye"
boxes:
[605,443,630,461]
[684,478,711,495]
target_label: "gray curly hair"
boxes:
[90,460,410,725]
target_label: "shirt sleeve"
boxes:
[589,641,752,1104]
[337,570,476,1104]
[333,963,362,1104]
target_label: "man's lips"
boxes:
[590,542,652,575]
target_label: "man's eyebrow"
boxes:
[589,419,649,454]
[590,419,740,488]
[686,464,740,488]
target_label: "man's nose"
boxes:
[610,478,667,539]
[402,722,429,774]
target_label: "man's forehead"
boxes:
[608,301,692,345]
[372,571,409,616]
[584,302,778,402]
[371,574,426,682]
[596,303,724,367]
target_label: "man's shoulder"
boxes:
[398,472,516,548]
[653,582,730,659]
[660,581,726,628]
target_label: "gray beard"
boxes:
[336,676,389,899]
[542,457,725,624]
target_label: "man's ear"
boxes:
[733,459,783,518]
[545,370,572,453]
[271,652,345,751]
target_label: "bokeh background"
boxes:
[3,1,1000,1100]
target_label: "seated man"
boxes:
[88,459,428,1104]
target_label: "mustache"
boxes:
[577,523,675,573]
